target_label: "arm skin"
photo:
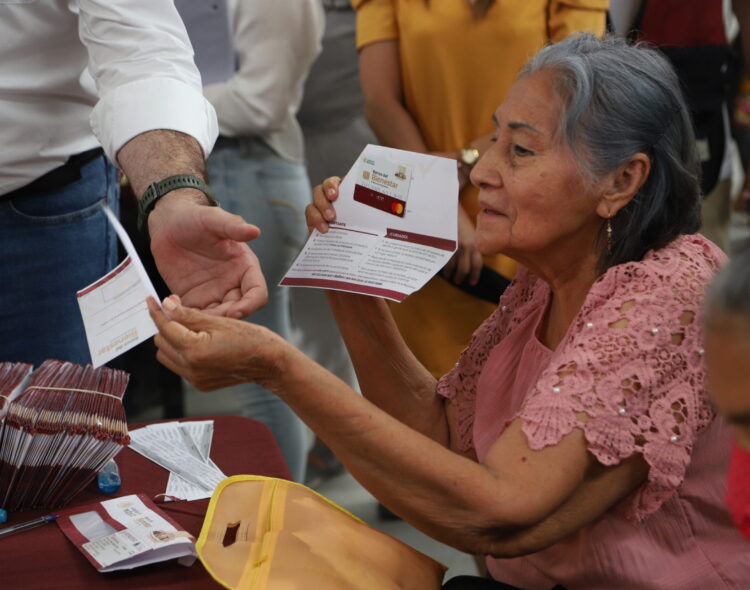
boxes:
[148,239,647,560]
[117,130,268,318]
[308,177,456,450]
[325,291,452,447]
[359,40,483,285]
[359,40,428,152]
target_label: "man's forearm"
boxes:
[116,129,208,199]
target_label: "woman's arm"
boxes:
[359,40,428,151]
[149,299,648,557]
[325,291,450,446]
[305,178,451,445]
[359,40,488,165]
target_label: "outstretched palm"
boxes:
[149,203,267,318]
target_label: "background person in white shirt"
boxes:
[175,0,325,482]
[0,1,267,369]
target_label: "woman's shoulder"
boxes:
[520,235,725,520]
[588,234,726,310]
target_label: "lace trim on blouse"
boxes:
[436,235,726,520]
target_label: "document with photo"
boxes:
[57,494,196,572]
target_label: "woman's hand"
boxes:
[441,204,483,286]
[147,295,287,392]
[306,176,341,234]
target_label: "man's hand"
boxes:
[148,191,268,318]
[117,130,268,318]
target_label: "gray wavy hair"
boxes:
[519,34,702,274]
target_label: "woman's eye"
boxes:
[512,144,533,157]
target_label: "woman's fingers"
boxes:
[441,255,457,283]
[469,248,483,286]
[457,248,472,284]
[321,176,341,201]
[307,176,342,233]
[147,297,192,375]
[306,203,329,234]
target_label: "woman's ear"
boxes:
[596,153,651,218]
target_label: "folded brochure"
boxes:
[280,145,458,301]
[57,493,196,572]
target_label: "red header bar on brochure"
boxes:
[385,229,456,251]
[76,257,132,297]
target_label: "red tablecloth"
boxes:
[0,416,290,589]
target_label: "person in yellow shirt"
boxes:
[353,0,607,378]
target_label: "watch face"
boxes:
[461,149,479,166]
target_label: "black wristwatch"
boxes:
[137,174,219,232]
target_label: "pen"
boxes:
[0,514,58,539]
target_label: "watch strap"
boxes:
[137,174,219,232]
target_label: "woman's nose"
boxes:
[470,151,502,189]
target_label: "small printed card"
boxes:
[76,205,159,367]
[57,494,196,573]
[353,155,412,217]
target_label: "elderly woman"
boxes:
[148,35,749,588]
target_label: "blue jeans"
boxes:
[0,156,119,367]
[208,139,310,482]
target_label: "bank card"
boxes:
[353,155,412,217]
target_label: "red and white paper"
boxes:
[57,494,196,572]
[280,145,458,302]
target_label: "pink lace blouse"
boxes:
[437,235,750,589]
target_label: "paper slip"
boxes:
[76,205,159,367]
[166,421,222,501]
[129,421,226,501]
[57,494,196,572]
[280,145,458,301]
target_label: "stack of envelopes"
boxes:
[0,360,129,510]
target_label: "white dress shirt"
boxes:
[0,0,218,196]
[202,0,324,163]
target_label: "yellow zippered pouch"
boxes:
[197,475,446,589]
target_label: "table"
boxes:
[0,416,291,589]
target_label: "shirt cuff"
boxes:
[90,77,219,164]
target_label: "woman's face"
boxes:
[471,70,603,268]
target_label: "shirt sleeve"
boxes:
[352,0,398,50]
[203,0,325,138]
[547,0,608,42]
[80,0,219,163]
[518,237,725,520]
